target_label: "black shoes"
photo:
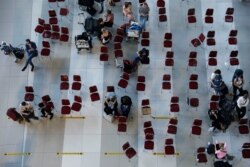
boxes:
[49,114,54,120]
[31,66,34,72]
[21,67,26,71]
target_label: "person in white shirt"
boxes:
[19,101,39,122]
[236,90,249,119]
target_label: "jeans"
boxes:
[22,50,38,71]
[139,15,148,31]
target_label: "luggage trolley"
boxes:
[126,21,142,41]
[75,32,92,53]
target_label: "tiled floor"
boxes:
[0,0,250,167]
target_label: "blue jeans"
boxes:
[22,50,38,70]
[139,15,148,30]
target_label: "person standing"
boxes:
[236,90,249,120]
[232,69,244,100]
[38,102,54,120]
[19,101,39,122]
[22,39,38,72]
[139,2,150,31]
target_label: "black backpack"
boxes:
[232,69,243,82]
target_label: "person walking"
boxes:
[19,101,39,123]
[22,39,38,72]
[38,102,54,120]
[139,2,150,31]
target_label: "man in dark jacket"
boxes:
[22,39,38,72]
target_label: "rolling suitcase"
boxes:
[6,108,23,123]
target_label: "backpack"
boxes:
[84,17,95,33]
[206,144,215,155]
[212,74,222,87]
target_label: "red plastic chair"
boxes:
[38,18,45,25]
[49,17,58,25]
[34,25,44,34]
[60,34,69,42]
[169,118,178,125]
[209,50,217,57]
[42,41,50,48]
[51,32,60,40]
[190,33,205,47]
[167,125,177,134]
[144,140,154,150]
[89,86,100,102]
[52,25,60,32]
[163,74,171,81]
[141,39,150,46]
[196,153,207,164]
[114,43,121,50]
[164,33,172,40]
[117,116,127,133]
[165,138,174,145]
[191,126,201,136]
[158,7,166,14]
[171,96,179,103]
[60,75,69,91]
[48,10,57,17]
[113,35,123,43]
[114,49,123,58]
[41,48,51,59]
[188,8,195,15]
[165,145,175,155]
[107,86,115,92]
[170,103,179,113]
[24,86,34,102]
[208,58,217,66]
[116,28,124,36]
[157,0,165,7]
[61,27,69,34]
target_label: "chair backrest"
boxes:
[198,33,205,42]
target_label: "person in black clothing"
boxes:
[38,102,54,120]
[208,108,227,132]
[22,39,38,72]
[133,48,149,66]
[120,96,132,117]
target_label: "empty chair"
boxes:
[204,8,214,26]
[122,142,137,159]
[208,58,217,67]
[24,86,35,102]
[171,96,179,103]
[89,85,100,102]
[61,99,71,115]
[157,0,165,7]
[189,74,198,81]
[164,33,172,40]
[59,8,69,20]
[136,76,146,92]
[61,27,69,34]
[116,28,124,36]
[165,138,173,145]
[118,72,129,91]
[141,39,150,46]
[225,7,234,23]
[42,41,50,48]
[60,75,69,91]
[71,75,82,92]
[49,17,58,25]
[230,50,238,57]
[106,86,115,92]
[34,25,44,35]
[41,48,51,60]
[209,50,217,57]
[196,153,207,164]
[206,31,216,47]
[117,116,127,133]
[144,121,152,128]
[52,25,60,32]
[60,34,69,42]
[190,33,205,48]
[169,118,178,125]
[38,18,45,25]
[114,43,122,50]
[144,140,154,150]
[158,7,166,14]
[71,96,82,113]
[167,125,177,134]
[113,35,123,43]
[114,49,123,58]
[159,14,167,24]
[48,10,57,17]
[51,32,60,40]
[165,145,175,155]
[188,98,199,111]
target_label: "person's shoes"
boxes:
[31,66,34,72]
[21,67,26,71]
[41,115,47,118]
[49,114,54,120]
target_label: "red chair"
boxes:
[61,99,71,115]
[209,50,217,57]
[242,149,250,159]
[166,51,174,58]
[44,24,51,31]
[158,7,166,14]
[159,14,167,23]
[207,30,215,38]
[189,81,198,91]
[162,82,171,92]
[167,125,177,134]
[210,95,219,101]
[141,99,150,106]
[225,8,234,23]
[230,50,238,57]
[61,27,69,34]
[38,18,45,25]
[209,102,218,110]
[230,58,239,67]
[157,0,165,7]
[188,16,197,24]
[71,101,82,112]
[114,43,121,50]
[171,96,179,103]
[113,35,123,43]
[188,98,199,111]
[191,126,201,136]
[196,153,207,164]
[165,138,173,145]
[144,140,154,150]
[141,39,150,46]
[51,32,60,40]
[34,25,44,34]
[141,31,149,38]
[71,75,81,92]
[42,41,50,48]
[43,31,51,39]
[41,48,51,60]
[207,38,216,47]
[208,58,217,66]
[170,103,179,113]
[114,49,123,58]
[136,76,146,92]
[242,143,250,149]
[193,119,202,126]
[125,147,136,159]
[144,121,152,128]
[89,86,100,102]
[49,17,58,25]
[144,127,154,136]
[188,8,195,15]
[239,125,249,134]
[163,74,171,81]
[229,30,238,37]
[165,145,175,155]
[118,78,128,90]
[60,75,69,91]
[190,33,205,47]
[169,118,178,125]
[60,34,69,42]
[24,86,34,102]
[107,86,115,92]
[48,10,57,17]
[189,51,197,58]
[165,58,174,68]
[205,8,214,15]
[52,24,60,32]
[188,58,197,69]
[100,53,109,63]
[189,74,198,81]
[59,8,69,20]
[164,33,172,40]
[116,28,124,36]
[117,116,127,133]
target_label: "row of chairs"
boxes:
[61,96,82,115]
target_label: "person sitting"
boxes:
[99,28,112,45]
[215,142,234,160]
[38,102,54,120]
[19,101,39,123]
[208,108,227,132]
[120,96,132,117]
[104,92,119,116]
[133,48,149,66]
[236,90,249,120]
[123,2,134,21]
[103,9,114,27]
